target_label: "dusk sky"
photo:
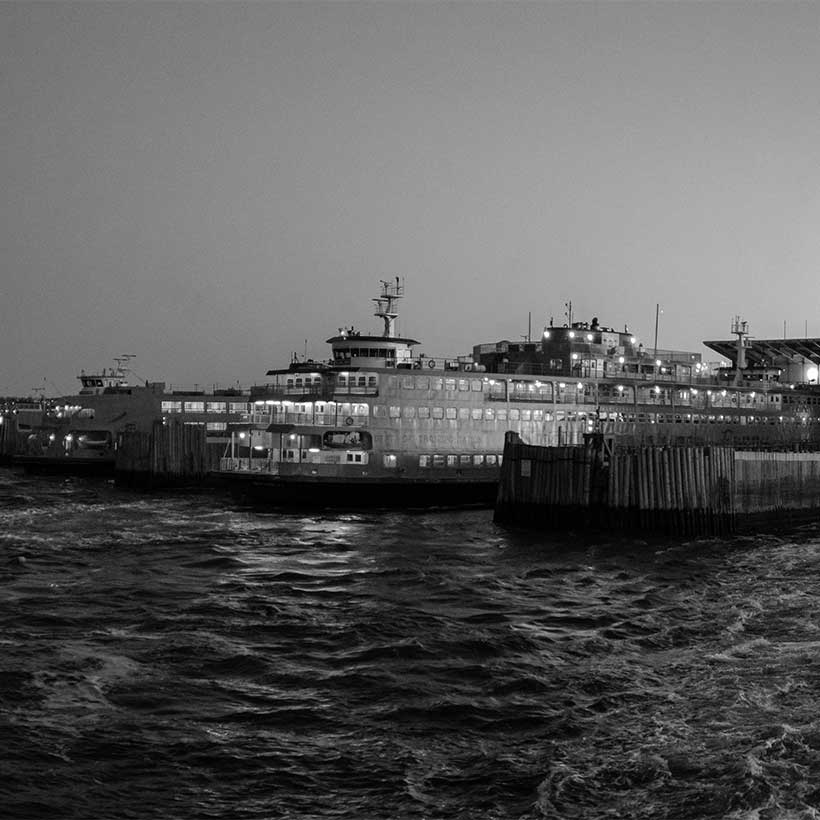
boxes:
[3,1,820,396]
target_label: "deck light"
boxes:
[568,331,575,339]
[618,356,625,364]
[239,432,246,439]
[616,385,624,392]
[577,382,583,390]
[654,386,661,394]
[586,333,593,341]
[559,382,566,389]
[691,388,698,396]
[571,353,579,360]
[543,330,551,339]
[721,390,727,397]
[655,359,662,367]
[630,336,637,344]
[65,434,73,442]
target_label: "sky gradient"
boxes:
[3,1,820,396]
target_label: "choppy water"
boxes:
[2,468,820,819]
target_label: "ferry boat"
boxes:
[214,281,820,506]
[2,357,256,474]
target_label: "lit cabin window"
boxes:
[473,455,484,466]
[401,376,414,389]
[161,401,182,413]
[417,406,430,419]
[415,376,429,389]
[471,408,483,420]
[509,409,520,420]
[484,408,495,420]
[432,407,444,419]
[368,375,377,387]
[419,455,431,467]
[496,409,507,421]
[458,379,469,391]
[445,408,457,420]
[486,454,497,466]
[206,402,227,413]
[383,454,397,468]
[184,402,205,413]
[433,454,445,467]
[471,380,482,392]
[229,402,249,413]
[447,455,458,467]
[389,406,401,418]
[431,378,443,390]
[458,408,469,420]
[460,455,471,466]
[402,406,416,418]
[206,422,227,432]
[444,378,456,391]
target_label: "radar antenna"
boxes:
[372,277,404,338]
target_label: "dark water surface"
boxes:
[2,468,820,819]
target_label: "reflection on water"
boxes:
[2,469,820,818]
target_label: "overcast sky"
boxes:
[3,1,820,395]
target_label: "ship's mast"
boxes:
[372,277,404,338]
[731,316,749,383]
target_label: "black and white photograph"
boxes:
[3,1,820,817]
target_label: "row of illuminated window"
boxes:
[413,453,502,468]
[610,412,807,425]
[163,401,250,414]
[334,348,397,359]
[782,394,820,405]
[394,375,485,392]
[374,405,556,421]
[285,375,377,389]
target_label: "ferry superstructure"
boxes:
[215,282,820,505]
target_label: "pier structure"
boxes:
[495,432,820,536]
